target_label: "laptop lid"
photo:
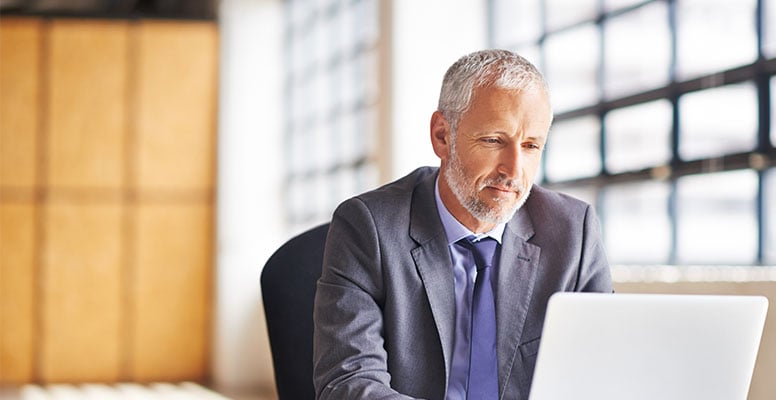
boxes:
[528,292,768,400]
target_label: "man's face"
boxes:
[433,85,552,232]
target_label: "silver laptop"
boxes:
[529,292,769,400]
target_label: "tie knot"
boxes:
[459,237,498,270]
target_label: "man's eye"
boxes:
[524,142,542,150]
[482,137,501,144]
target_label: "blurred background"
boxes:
[0,0,775,399]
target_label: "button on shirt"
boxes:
[435,179,505,400]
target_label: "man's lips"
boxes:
[486,185,518,195]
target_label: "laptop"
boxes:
[528,292,769,400]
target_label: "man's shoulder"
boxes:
[355,166,438,206]
[527,185,591,216]
[330,166,438,237]
[519,185,598,242]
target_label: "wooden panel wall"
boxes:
[0,17,217,384]
[0,18,41,384]
[41,20,129,382]
[130,21,217,383]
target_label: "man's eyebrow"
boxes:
[523,133,547,142]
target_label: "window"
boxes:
[491,0,541,48]
[603,2,670,99]
[544,116,601,182]
[678,82,758,161]
[544,23,599,113]
[545,0,597,31]
[765,168,776,264]
[490,0,776,265]
[675,0,757,80]
[603,0,646,12]
[676,170,759,265]
[766,0,776,58]
[605,100,672,173]
[602,181,672,265]
[772,78,776,147]
[284,0,380,233]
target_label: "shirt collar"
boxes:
[435,176,506,246]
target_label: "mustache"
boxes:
[479,174,525,192]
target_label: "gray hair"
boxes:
[437,49,549,134]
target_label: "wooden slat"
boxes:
[0,18,41,189]
[131,204,212,381]
[134,21,218,191]
[40,204,123,382]
[46,20,128,189]
[0,203,36,383]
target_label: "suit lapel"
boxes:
[409,170,456,383]
[497,206,541,393]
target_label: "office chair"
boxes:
[261,223,329,400]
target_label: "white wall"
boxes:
[216,0,284,395]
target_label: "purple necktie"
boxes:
[459,237,499,400]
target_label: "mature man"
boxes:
[313,49,612,400]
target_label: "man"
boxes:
[313,49,612,400]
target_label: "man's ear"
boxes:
[430,111,451,160]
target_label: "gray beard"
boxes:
[444,148,530,226]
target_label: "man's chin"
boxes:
[491,192,529,223]
[488,195,522,212]
[470,203,519,225]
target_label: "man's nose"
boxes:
[498,143,522,179]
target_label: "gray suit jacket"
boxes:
[313,167,612,400]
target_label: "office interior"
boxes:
[0,0,775,399]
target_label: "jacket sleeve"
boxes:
[312,197,423,400]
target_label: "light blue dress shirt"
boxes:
[434,178,505,400]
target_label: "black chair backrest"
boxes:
[261,223,329,400]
